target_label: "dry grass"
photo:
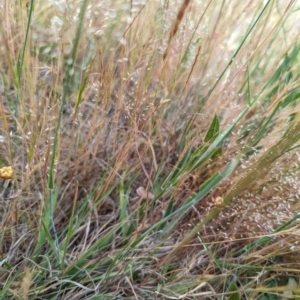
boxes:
[0,0,300,298]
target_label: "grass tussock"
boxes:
[0,0,300,299]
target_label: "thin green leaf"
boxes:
[228,282,241,300]
[204,114,219,142]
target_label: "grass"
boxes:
[0,0,300,299]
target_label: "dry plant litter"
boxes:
[0,0,300,299]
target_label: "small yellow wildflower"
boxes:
[212,196,224,207]
[0,166,14,179]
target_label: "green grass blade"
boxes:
[204,114,220,142]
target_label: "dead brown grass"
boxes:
[0,0,300,298]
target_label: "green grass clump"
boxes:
[0,0,300,299]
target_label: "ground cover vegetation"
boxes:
[0,0,300,299]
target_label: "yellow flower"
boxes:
[212,196,224,207]
[0,166,14,179]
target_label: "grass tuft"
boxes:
[0,0,300,298]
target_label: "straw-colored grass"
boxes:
[1,0,300,299]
